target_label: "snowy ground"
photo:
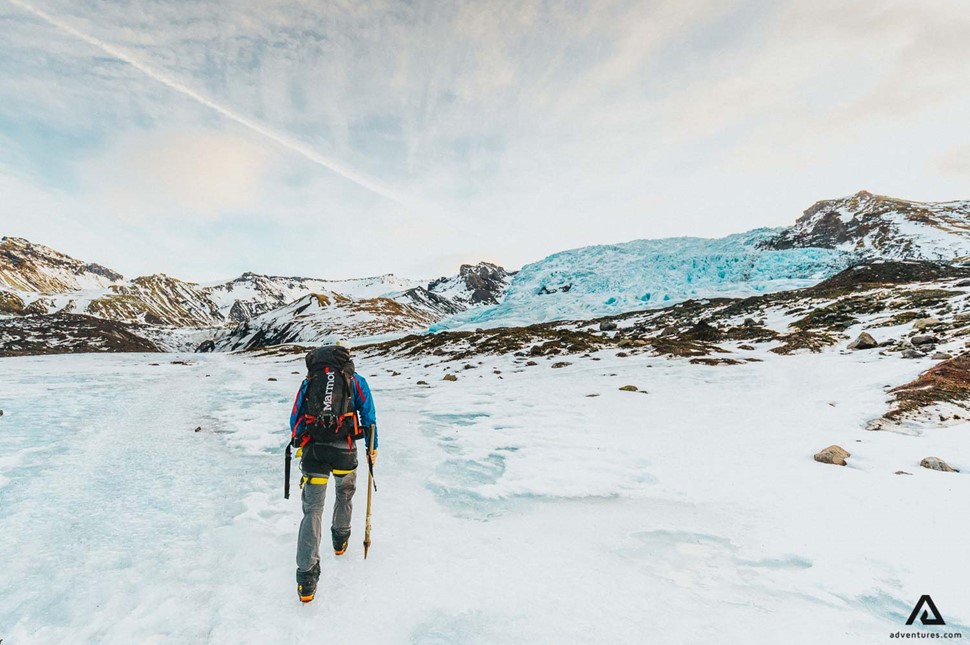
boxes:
[1,347,968,644]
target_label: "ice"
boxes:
[2,346,969,643]
[432,229,855,329]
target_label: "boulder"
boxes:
[442,374,458,382]
[913,318,942,330]
[920,457,958,472]
[599,321,618,332]
[911,334,937,346]
[814,445,850,466]
[847,332,878,350]
[901,348,924,359]
[619,385,639,392]
[196,340,216,353]
[932,352,953,360]
[551,362,571,368]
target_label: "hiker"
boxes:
[288,340,378,603]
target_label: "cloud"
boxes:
[934,145,970,179]
[79,129,274,218]
[4,0,415,208]
[1,0,969,281]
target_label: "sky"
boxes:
[0,0,968,283]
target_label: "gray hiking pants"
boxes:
[296,468,357,572]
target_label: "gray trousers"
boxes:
[296,469,357,571]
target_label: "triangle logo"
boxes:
[905,595,946,626]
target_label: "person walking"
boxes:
[288,340,378,603]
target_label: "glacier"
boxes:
[432,228,857,330]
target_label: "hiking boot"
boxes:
[296,562,320,603]
[332,529,350,556]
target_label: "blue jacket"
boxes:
[290,373,378,449]
[351,374,378,449]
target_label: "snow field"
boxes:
[1,346,968,643]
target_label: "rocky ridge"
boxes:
[760,191,970,260]
[0,236,123,293]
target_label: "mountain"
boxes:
[84,274,224,327]
[0,236,123,293]
[0,237,512,355]
[759,191,970,260]
[199,264,512,350]
[203,272,427,323]
[3,190,969,356]
[428,262,513,306]
[213,289,447,351]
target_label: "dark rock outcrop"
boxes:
[847,332,878,350]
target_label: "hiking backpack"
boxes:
[289,346,362,449]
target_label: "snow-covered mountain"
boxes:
[213,289,448,351]
[760,191,970,260]
[428,262,512,307]
[200,268,508,348]
[84,274,224,327]
[204,272,427,323]
[0,236,123,293]
[0,237,511,354]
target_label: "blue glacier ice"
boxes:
[432,228,857,329]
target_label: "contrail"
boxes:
[5,0,410,207]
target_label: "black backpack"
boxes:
[297,345,362,446]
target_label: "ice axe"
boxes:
[284,443,292,499]
[363,424,377,559]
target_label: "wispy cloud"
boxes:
[4,0,413,208]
